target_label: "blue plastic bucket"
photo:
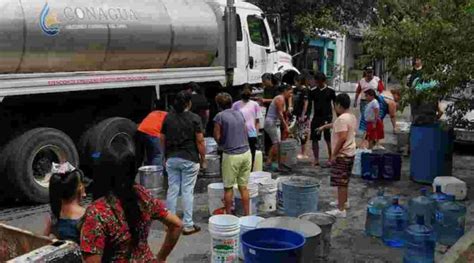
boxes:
[282,176,320,217]
[241,228,306,263]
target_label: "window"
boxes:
[236,14,242,41]
[247,15,269,47]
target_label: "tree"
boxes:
[361,0,474,127]
[249,0,376,70]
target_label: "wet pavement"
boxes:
[1,106,473,262]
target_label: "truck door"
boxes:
[245,14,271,84]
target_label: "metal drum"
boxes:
[0,0,219,73]
[257,217,321,263]
[138,165,164,197]
[299,213,336,262]
[200,154,220,178]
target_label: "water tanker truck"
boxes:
[0,0,298,202]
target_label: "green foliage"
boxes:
[362,0,474,126]
[295,9,344,39]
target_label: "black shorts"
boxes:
[311,117,332,141]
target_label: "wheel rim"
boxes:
[32,145,65,188]
[108,132,134,154]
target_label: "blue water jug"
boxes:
[382,197,408,247]
[408,188,435,227]
[365,188,391,237]
[435,195,466,246]
[403,215,435,263]
[430,185,448,205]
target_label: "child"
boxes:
[317,93,357,218]
[364,89,384,149]
[44,163,91,243]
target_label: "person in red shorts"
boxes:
[364,89,384,149]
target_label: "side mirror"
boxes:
[266,14,282,49]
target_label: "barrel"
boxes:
[200,155,220,178]
[410,124,453,183]
[208,183,225,216]
[209,215,240,263]
[242,228,306,263]
[280,139,298,167]
[137,165,164,197]
[239,216,265,260]
[205,137,218,155]
[234,183,259,216]
[299,213,336,262]
[257,217,321,263]
[282,176,320,217]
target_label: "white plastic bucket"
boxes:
[209,215,240,263]
[250,171,272,184]
[239,216,265,259]
[208,183,225,216]
[258,179,278,213]
[234,183,259,216]
[276,176,291,215]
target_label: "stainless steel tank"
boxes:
[0,0,219,73]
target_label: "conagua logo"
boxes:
[40,3,60,36]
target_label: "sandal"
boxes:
[183,225,201,236]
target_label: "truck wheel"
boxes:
[79,117,137,173]
[6,128,79,203]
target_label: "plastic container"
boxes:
[257,217,321,263]
[200,155,220,177]
[239,216,265,260]
[253,151,263,172]
[299,213,336,261]
[361,152,382,181]
[205,137,218,155]
[249,171,272,184]
[138,165,164,197]
[352,149,372,177]
[435,195,466,246]
[241,228,306,263]
[257,179,278,213]
[276,176,291,215]
[433,176,467,201]
[408,188,436,227]
[430,185,448,205]
[365,188,391,237]
[209,215,241,263]
[282,176,320,217]
[208,183,225,216]
[280,139,298,167]
[403,215,435,263]
[234,183,259,216]
[381,153,402,181]
[410,124,453,183]
[382,197,409,248]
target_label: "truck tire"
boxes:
[6,128,79,203]
[79,117,137,175]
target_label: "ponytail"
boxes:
[49,170,83,220]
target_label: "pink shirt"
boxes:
[232,100,262,138]
[331,113,358,157]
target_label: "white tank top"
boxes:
[359,76,381,99]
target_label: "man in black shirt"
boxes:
[309,72,336,166]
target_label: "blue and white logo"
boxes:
[40,3,60,36]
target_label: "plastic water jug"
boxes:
[435,195,466,246]
[382,197,408,247]
[408,189,435,227]
[430,185,448,211]
[365,189,391,237]
[403,215,435,263]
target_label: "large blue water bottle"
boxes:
[408,188,435,227]
[365,188,391,237]
[382,197,408,247]
[435,195,466,246]
[403,214,435,263]
[430,185,448,204]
